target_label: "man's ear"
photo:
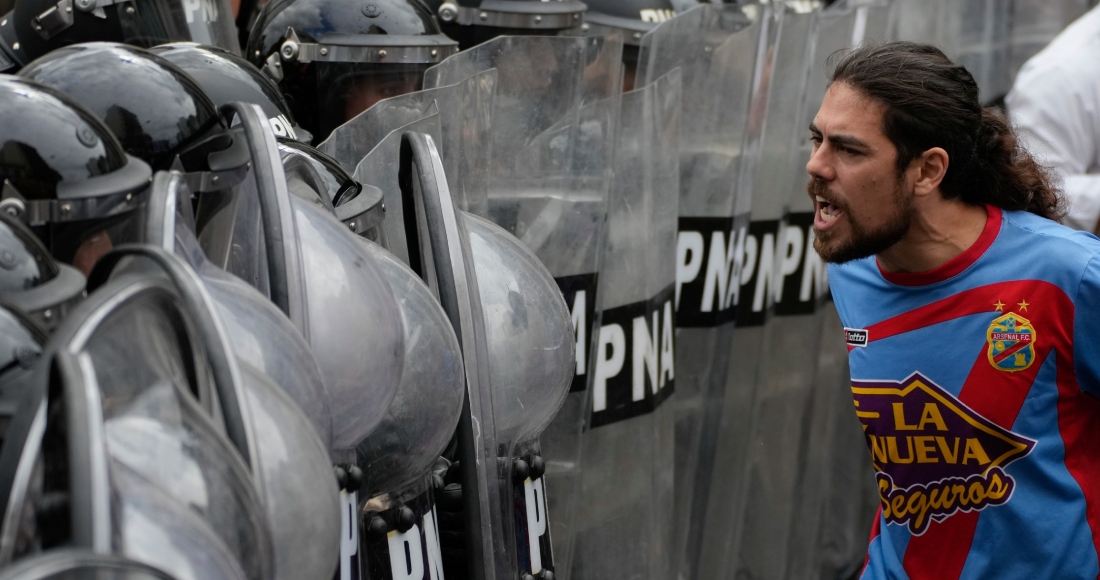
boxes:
[911,147,949,197]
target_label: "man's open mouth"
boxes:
[816,195,843,224]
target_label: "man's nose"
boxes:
[806,145,836,182]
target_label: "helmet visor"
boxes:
[312,63,428,142]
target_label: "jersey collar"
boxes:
[877,204,1002,287]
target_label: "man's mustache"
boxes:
[807,177,846,212]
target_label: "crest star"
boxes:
[1018,300,1030,312]
[994,300,1005,312]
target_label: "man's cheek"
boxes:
[72,233,114,277]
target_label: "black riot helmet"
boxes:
[580,0,677,45]
[424,0,586,49]
[246,0,458,142]
[0,0,239,73]
[0,212,84,330]
[0,75,152,270]
[575,0,687,91]
[152,42,312,143]
[19,43,228,172]
[19,43,258,237]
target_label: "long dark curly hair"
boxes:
[828,41,1066,222]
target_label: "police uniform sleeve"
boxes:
[1073,253,1100,397]
[1006,52,1100,232]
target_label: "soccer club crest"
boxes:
[987,312,1036,372]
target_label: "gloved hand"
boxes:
[432,457,466,580]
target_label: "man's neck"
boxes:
[876,200,989,274]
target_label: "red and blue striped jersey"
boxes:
[829,205,1100,580]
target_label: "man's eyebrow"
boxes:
[809,123,870,150]
[828,134,870,149]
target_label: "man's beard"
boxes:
[808,175,914,264]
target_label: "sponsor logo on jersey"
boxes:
[851,373,1036,535]
[844,327,868,347]
[986,312,1035,372]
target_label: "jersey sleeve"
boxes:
[1073,253,1100,397]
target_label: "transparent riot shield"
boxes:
[693,7,816,577]
[888,0,1010,103]
[809,303,875,580]
[0,549,180,579]
[187,103,404,578]
[0,252,274,580]
[631,5,766,579]
[561,68,681,580]
[321,69,495,262]
[395,131,576,580]
[1006,0,1091,83]
[352,239,465,580]
[729,4,891,579]
[276,129,473,580]
[888,0,1089,105]
[89,243,341,580]
[318,69,497,217]
[359,111,443,255]
[194,102,405,464]
[944,0,1012,103]
[424,36,622,577]
[144,171,336,454]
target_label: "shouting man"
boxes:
[811,42,1100,579]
